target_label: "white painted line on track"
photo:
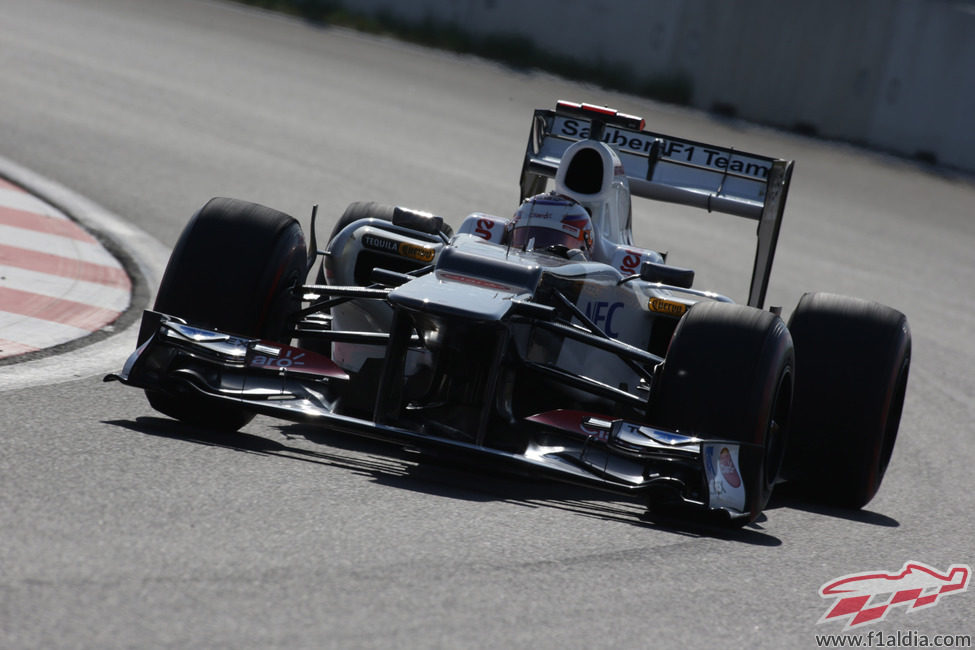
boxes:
[0,186,70,218]
[0,266,130,311]
[0,223,125,266]
[0,310,91,347]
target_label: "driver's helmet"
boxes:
[508,193,594,258]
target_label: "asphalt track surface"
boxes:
[1,1,974,648]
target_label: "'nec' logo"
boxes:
[818,561,970,628]
[584,301,622,338]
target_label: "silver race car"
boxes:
[108,101,911,526]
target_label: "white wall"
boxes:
[341,0,975,172]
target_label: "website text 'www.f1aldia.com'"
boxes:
[815,630,972,648]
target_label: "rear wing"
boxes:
[519,101,795,309]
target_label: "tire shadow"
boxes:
[767,484,900,527]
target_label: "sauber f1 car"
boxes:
[107,101,911,526]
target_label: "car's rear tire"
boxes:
[328,201,396,243]
[147,197,307,431]
[321,202,451,288]
[782,292,910,508]
[316,202,399,289]
[318,202,451,414]
[651,302,794,524]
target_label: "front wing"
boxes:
[106,310,760,522]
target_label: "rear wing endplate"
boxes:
[519,103,794,309]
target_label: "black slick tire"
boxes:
[652,301,794,524]
[782,292,910,508]
[328,202,396,243]
[328,201,453,243]
[147,197,307,431]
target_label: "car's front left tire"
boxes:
[650,301,794,525]
[147,197,307,431]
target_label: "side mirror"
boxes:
[639,261,694,289]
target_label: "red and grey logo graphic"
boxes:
[717,447,742,488]
[819,561,970,628]
[247,343,348,379]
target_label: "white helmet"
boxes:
[508,193,594,258]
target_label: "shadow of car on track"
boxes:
[104,416,782,546]
[765,485,900,528]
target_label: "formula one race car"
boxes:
[107,100,911,526]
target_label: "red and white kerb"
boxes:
[0,177,130,358]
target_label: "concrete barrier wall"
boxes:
[341,0,975,172]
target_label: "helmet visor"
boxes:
[511,225,581,251]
